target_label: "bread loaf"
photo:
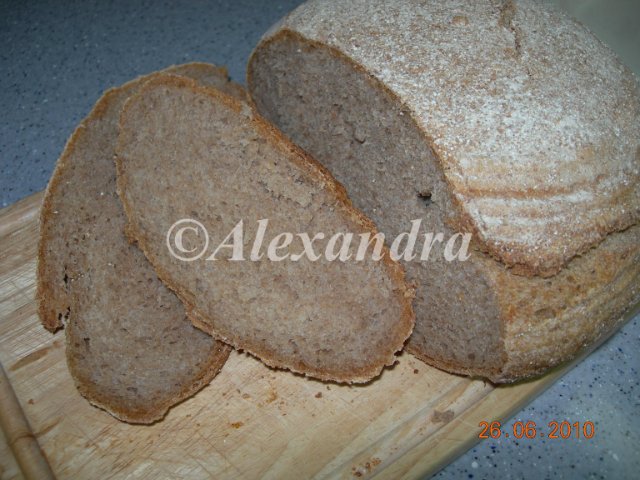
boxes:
[115,75,415,383]
[37,64,239,423]
[247,0,640,381]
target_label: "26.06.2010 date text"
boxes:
[478,421,595,440]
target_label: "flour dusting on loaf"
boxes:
[262,0,640,276]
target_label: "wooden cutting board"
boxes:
[0,192,637,480]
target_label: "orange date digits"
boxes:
[478,420,595,439]
[478,420,502,439]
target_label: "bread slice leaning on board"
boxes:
[115,74,415,384]
[37,64,242,423]
[247,0,640,382]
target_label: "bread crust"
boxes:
[115,74,415,384]
[37,65,235,423]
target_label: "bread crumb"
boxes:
[265,390,278,403]
[315,392,323,398]
[451,15,469,26]
[431,409,455,423]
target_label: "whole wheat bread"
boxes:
[115,75,415,383]
[247,0,640,381]
[37,64,240,423]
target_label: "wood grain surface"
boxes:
[0,192,636,480]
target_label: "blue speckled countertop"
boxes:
[1,1,638,478]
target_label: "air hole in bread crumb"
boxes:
[58,306,71,324]
[418,191,432,206]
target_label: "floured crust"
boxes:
[37,64,235,423]
[115,74,415,384]
[253,0,640,277]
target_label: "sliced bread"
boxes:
[36,64,239,423]
[247,0,640,381]
[115,75,415,383]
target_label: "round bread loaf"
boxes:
[248,0,640,381]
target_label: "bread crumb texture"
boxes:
[116,75,415,384]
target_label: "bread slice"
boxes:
[115,75,415,383]
[247,0,640,382]
[37,64,240,423]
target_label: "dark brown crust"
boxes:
[36,65,233,423]
[247,27,639,279]
[115,74,416,384]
